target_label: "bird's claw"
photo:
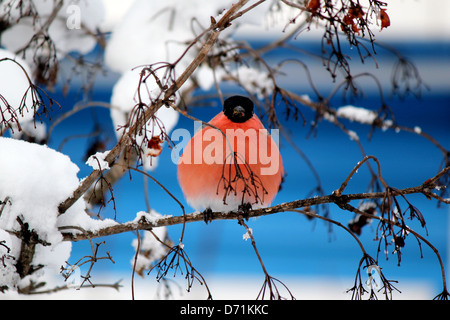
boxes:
[202,208,213,224]
[237,203,252,224]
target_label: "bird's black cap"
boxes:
[223,95,254,123]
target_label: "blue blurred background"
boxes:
[44,37,449,299]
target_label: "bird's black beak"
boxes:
[232,105,245,119]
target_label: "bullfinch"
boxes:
[177,95,284,222]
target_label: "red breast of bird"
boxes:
[177,97,283,212]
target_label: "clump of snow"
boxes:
[299,94,313,104]
[86,150,111,171]
[381,119,394,131]
[0,138,83,244]
[0,49,35,127]
[0,137,116,292]
[0,49,49,143]
[336,105,378,124]
[322,111,336,123]
[104,0,233,74]
[347,130,359,141]
[195,64,274,101]
[0,137,79,289]
[231,66,274,100]
[243,228,253,241]
[336,105,399,132]
[10,121,47,143]
[132,210,172,228]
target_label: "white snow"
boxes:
[0,138,82,244]
[0,0,105,63]
[243,228,253,241]
[132,210,172,225]
[335,105,401,132]
[231,66,274,100]
[347,130,359,141]
[0,137,116,291]
[10,121,47,143]
[104,0,234,74]
[336,105,378,124]
[0,49,35,127]
[0,49,49,142]
[86,150,111,171]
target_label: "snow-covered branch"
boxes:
[61,164,449,242]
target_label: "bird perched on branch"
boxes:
[177,95,284,223]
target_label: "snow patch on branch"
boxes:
[86,150,111,171]
[133,210,172,225]
[336,105,378,124]
[243,228,253,241]
[335,105,398,131]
